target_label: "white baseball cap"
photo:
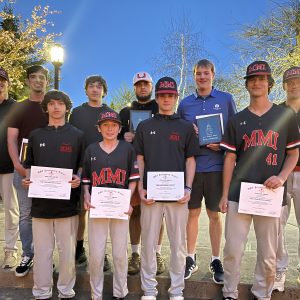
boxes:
[133,72,153,85]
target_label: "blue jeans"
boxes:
[13,171,33,258]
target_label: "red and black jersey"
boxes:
[82,140,139,189]
[221,104,300,204]
[133,113,201,189]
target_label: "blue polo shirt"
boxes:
[177,88,236,172]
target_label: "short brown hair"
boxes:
[42,90,72,115]
[193,59,215,74]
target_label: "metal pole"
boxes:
[54,64,60,90]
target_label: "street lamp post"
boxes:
[50,44,64,90]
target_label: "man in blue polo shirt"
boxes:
[177,59,236,283]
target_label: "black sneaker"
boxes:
[104,254,111,272]
[210,258,224,284]
[15,256,33,277]
[112,297,125,300]
[76,247,88,267]
[223,297,237,300]
[184,256,198,279]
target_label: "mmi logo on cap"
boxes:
[248,64,266,73]
[159,81,175,89]
[101,111,117,118]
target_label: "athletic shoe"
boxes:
[169,296,184,300]
[15,256,33,277]
[128,252,140,275]
[272,271,285,292]
[112,297,125,300]
[141,296,156,300]
[156,252,166,275]
[223,297,237,300]
[2,251,17,269]
[75,246,88,267]
[209,259,224,284]
[297,263,300,285]
[104,254,111,272]
[184,256,198,279]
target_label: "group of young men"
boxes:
[0,58,299,300]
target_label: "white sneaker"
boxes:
[141,296,156,300]
[272,271,285,292]
[297,263,300,284]
[170,297,184,300]
[2,251,17,269]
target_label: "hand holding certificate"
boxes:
[90,187,131,220]
[130,110,152,133]
[28,166,73,200]
[238,182,284,217]
[147,172,184,201]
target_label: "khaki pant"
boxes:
[222,201,279,300]
[32,216,78,299]
[88,217,129,300]
[140,201,188,297]
[276,171,300,272]
[0,173,19,252]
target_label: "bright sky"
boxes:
[14,0,277,107]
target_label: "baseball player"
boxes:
[69,75,111,269]
[22,90,84,299]
[119,71,165,275]
[219,61,300,300]
[134,77,200,300]
[273,66,300,291]
[82,109,139,300]
[177,59,236,283]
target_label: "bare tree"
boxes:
[109,83,136,112]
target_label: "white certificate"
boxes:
[28,166,73,200]
[90,187,131,220]
[238,182,284,217]
[147,171,184,201]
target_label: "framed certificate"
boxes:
[238,182,284,217]
[130,110,152,133]
[196,113,224,145]
[28,166,73,200]
[90,187,131,220]
[147,171,184,201]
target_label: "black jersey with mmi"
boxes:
[24,123,85,218]
[82,140,140,190]
[220,104,300,204]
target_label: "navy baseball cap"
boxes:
[97,109,121,125]
[244,61,272,79]
[155,77,178,95]
[0,68,9,82]
[283,66,300,83]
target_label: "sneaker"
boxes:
[141,296,156,300]
[156,252,166,275]
[104,254,111,272]
[297,264,300,285]
[184,256,198,280]
[112,297,125,300]
[2,251,17,269]
[15,256,33,277]
[272,271,285,292]
[76,246,88,267]
[223,297,237,300]
[210,259,224,284]
[170,297,184,300]
[128,252,140,275]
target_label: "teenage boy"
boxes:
[119,71,165,275]
[69,75,111,269]
[177,59,236,282]
[134,77,200,300]
[0,68,19,269]
[22,90,84,300]
[83,109,139,300]
[274,66,300,291]
[8,65,48,276]
[220,61,300,300]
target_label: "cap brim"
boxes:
[283,75,300,82]
[134,79,152,85]
[155,90,178,95]
[244,72,271,79]
[97,119,121,125]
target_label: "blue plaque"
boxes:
[196,113,223,146]
[130,110,152,133]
